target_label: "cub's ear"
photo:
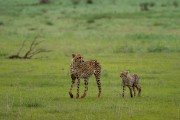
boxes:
[120,72,123,77]
[72,54,75,58]
[120,72,122,75]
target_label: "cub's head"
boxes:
[120,71,129,78]
[72,53,84,64]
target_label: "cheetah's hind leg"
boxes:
[94,73,101,98]
[81,79,88,98]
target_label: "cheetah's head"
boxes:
[120,71,129,78]
[72,53,84,64]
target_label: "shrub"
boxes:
[0,52,7,57]
[113,46,135,53]
[147,46,170,53]
[39,0,51,4]
[45,21,53,26]
[71,0,81,5]
[0,21,4,26]
[173,1,179,7]
[139,2,155,11]
[87,0,93,4]
[87,19,95,24]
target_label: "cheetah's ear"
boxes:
[125,71,129,76]
[72,54,76,58]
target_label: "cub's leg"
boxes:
[128,86,133,98]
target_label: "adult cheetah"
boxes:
[69,53,101,98]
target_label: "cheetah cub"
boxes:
[120,71,141,98]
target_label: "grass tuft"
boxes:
[147,46,170,53]
[45,21,54,26]
[114,46,135,53]
[87,19,95,24]
[0,51,8,57]
[23,101,43,108]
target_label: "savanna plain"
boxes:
[0,0,180,120]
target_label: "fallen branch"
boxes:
[8,37,50,59]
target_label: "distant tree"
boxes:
[39,0,50,4]
[139,2,155,11]
[71,0,93,5]
[173,1,179,7]
[71,0,81,5]
[86,0,93,4]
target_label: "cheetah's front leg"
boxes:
[69,74,76,98]
[81,79,88,98]
[76,78,80,99]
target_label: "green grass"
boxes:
[0,0,180,120]
[0,53,179,120]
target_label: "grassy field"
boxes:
[0,0,180,120]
